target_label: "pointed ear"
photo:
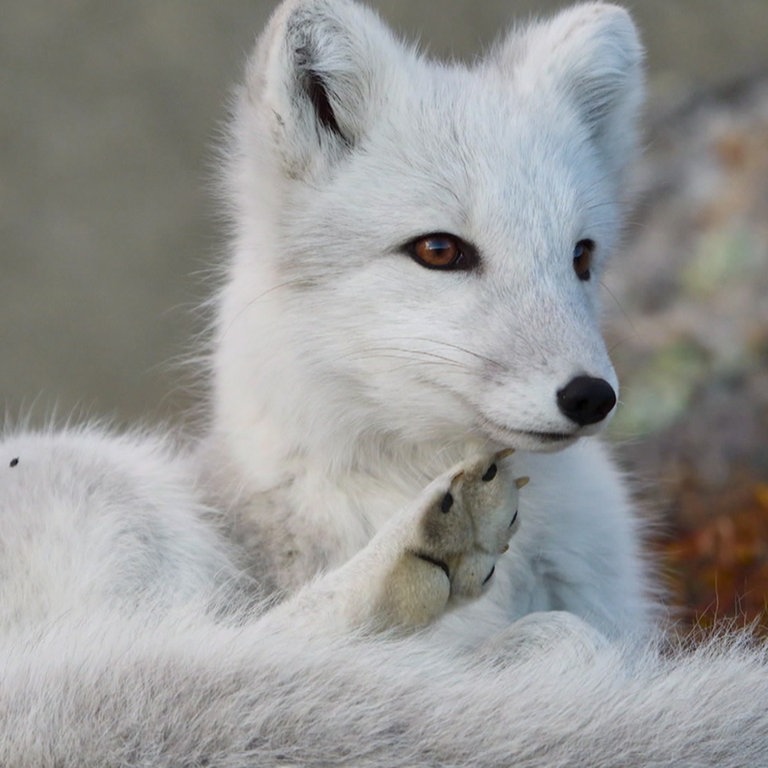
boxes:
[493,3,644,177]
[244,0,398,177]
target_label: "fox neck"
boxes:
[210,338,484,500]
[209,241,490,508]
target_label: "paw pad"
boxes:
[415,448,529,600]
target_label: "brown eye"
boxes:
[406,233,478,271]
[573,239,595,281]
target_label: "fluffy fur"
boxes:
[3,2,768,765]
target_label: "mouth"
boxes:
[479,419,579,452]
[522,430,575,443]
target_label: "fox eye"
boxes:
[406,233,478,271]
[573,239,595,281]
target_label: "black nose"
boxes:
[557,376,616,426]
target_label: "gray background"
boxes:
[2,1,768,426]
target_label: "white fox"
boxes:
[2,1,768,765]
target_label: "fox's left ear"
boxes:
[492,3,644,178]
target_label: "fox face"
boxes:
[220,0,644,457]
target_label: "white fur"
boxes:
[3,2,768,765]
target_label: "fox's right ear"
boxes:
[243,0,398,177]
[490,3,644,182]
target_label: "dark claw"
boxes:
[441,491,454,514]
[483,565,496,585]
[509,509,518,528]
[481,463,497,482]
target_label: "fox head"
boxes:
[215,0,644,469]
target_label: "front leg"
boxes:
[267,451,528,634]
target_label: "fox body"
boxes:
[3,2,768,766]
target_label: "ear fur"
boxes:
[492,3,644,177]
[245,0,398,177]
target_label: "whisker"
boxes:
[600,280,635,331]
[339,349,469,372]
[338,352,473,378]
[381,337,506,370]
[339,344,472,367]
[217,277,312,340]
[242,278,313,310]
[586,218,624,230]
[608,336,635,355]
[583,200,618,213]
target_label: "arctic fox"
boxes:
[3,1,768,766]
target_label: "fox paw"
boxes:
[412,450,526,599]
[376,450,528,628]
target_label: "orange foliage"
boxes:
[655,480,768,633]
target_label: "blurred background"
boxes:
[2,1,767,631]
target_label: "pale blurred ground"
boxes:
[2,2,768,623]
